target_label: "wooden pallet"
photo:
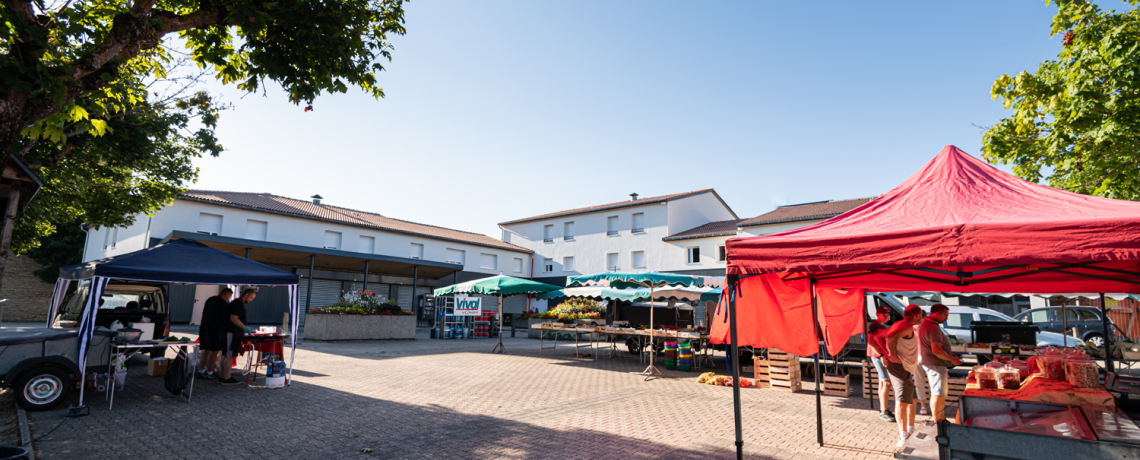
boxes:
[767,349,801,391]
[753,357,771,389]
[823,374,853,397]
[861,360,966,404]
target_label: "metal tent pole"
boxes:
[1062,302,1069,348]
[727,275,743,460]
[493,293,505,353]
[810,278,823,447]
[864,299,873,411]
[1101,293,1114,373]
[636,283,663,379]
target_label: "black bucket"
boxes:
[0,446,27,460]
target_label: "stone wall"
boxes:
[0,256,54,322]
[303,314,416,341]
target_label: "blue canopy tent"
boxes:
[49,238,300,412]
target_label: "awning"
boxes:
[162,230,462,279]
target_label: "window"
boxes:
[197,213,222,236]
[480,253,497,270]
[324,231,342,250]
[607,253,619,271]
[687,247,700,264]
[1064,309,1079,321]
[410,243,424,259]
[717,245,726,262]
[544,258,553,273]
[979,314,1005,323]
[359,236,375,253]
[102,227,111,250]
[1079,309,1100,321]
[445,248,465,265]
[563,222,574,241]
[946,313,973,329]
[513,257,523,273]
[563,256,574,272]
[631,213,645,233]
[607,216,619,236]
[1030,309,1050,323]
[632,251,645,269]
[543,225,554,243]
[109,227,118,249]
[245,220,268,241]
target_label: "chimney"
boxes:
[311,194,323,205]
[630,193,639,201]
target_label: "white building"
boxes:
[83,190,533,326]
[501,192,873,311]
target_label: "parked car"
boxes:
[928,305,1070,347]
[1013,306,1122,347]
[0,282,170,411]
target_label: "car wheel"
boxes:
[625,337,642,355]
[14,367,72,411]
[1087,334,1105,348]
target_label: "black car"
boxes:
[1013,306,1120,347]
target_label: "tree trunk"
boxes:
[0,185,23,296]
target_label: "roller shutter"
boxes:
[298,279,345,328]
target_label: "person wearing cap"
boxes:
[867,305,895,422]
[920,303,963,423]
[886,305,924,447]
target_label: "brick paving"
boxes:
[25,330,903,459]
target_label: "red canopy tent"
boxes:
[711,145,1140,459]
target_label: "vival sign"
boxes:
[454,295,482,316]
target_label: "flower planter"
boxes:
[303,314,416,341]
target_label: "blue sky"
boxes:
[190,1,1108,238]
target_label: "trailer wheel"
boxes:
[14,367,72,411]
[626,337,642,355]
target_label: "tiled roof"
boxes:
[180,190,531,253]
[499,189,736,225]
[663,219,745,241]
[738,197,876,227]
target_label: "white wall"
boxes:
[660,235,731,272]
[666,193,736,236]
[503,202,670,276]
[737,218,827,238]
[83,200,530,277]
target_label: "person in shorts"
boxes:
[912,308,931,416]
[920,303,962,423]
[867,305,895,422]
[218,288,256,385]
[196,288,233,378]
[886,305,924,447]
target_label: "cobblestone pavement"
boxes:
[27,330,903,459]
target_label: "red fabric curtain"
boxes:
[815,287,865,356]
[709,274,817,357]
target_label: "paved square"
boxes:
[26,331,900,459]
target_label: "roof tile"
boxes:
[738,197,875,227]
[180,190,530,253]
[663,219,745,241]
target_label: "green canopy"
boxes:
[565,272,707,289]
[635,286,722,302]
[434,275,561,297]
[537,286,642,301]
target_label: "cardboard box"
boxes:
[147,357,170,376]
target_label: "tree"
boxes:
[983,0,1140,199]
[0,0,407,290]
[26,219,85,284]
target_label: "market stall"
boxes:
[567,272,713,379]
[433,275,560,353]
[711,145,1140,459]
[50,238,300,414]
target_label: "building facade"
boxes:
[82,191,533,325]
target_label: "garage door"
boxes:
[298,279,345,328]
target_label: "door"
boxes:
[190,285,220,325]
[1076,309,1102,338]
[1026,308,1052,331]
[245,286,291,325]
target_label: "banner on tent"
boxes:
[454,295,482,316]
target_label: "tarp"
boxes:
[59,238,300,285]
[566,272,707,289]
[714,145,1140,354]
[53,238,300,410]
[433,275,560,297]
[726,145,1140,295]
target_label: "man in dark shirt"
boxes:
[196,288,233,378]
[219,288,256,385]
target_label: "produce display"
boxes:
[998,367,1021,390]
[1065,355,1100,389]
[1037,350,1066,381]
[977,368,999,390]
